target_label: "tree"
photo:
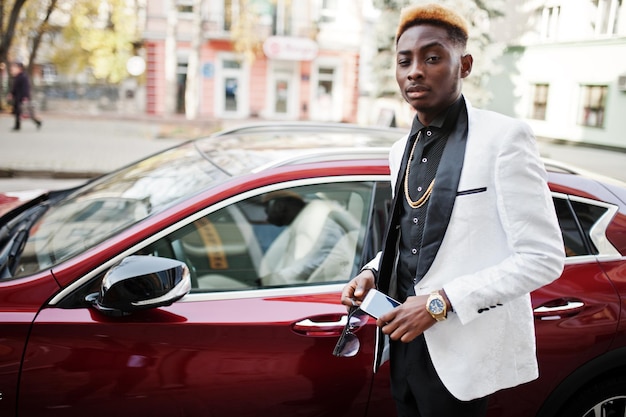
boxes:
[17,0,59,79]
[229,0,266,63]
[50,0,139,83]
[371,0,505,107]
[0,0,28,108]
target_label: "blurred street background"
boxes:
[1,0,626,193]
[1,111,625,194]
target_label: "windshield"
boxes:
[10,142,228,278]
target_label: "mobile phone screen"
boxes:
[361,290,400,319]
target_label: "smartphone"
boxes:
[360,289,400,319]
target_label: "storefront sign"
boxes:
[263,36,318,61]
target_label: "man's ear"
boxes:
[460,54,473,79]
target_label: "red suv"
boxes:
[1,123,625,417]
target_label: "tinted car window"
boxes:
[552,196,612,257]
[142,182,375,291]
[553,197,588,257]
[570,200,608,255]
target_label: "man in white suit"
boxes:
[340,3,564,416]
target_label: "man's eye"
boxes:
[397,59,410,66]
[426,56,440,63]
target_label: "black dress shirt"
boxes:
[396,98,464,301]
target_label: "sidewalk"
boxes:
[0,112,222,178]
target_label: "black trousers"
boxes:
[389,335,488,417]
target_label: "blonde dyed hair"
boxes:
[396,3,469,46]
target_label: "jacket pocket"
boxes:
[456,187,487,196]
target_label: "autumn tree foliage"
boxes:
[51,0,139,83]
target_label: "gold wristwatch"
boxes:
[426,291,447,321]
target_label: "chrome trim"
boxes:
[48,175,388,306]
[181,282,346,303]
[295,315,348,328]
[534,301,584,314]
[563,255,608,265]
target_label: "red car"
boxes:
[1,122,625,417]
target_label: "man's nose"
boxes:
[407,63,424,80]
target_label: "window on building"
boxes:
[578,85,608,128]
[272,0,291,35]
[539,6,560,39]
[176,62,188,114]
[177,0,193,14]
[224,0,240,31]
[318,67,335,94]
[593,0,622,35]
[313,66,336,121]
[530,83,549,120]
[222,59,242,112]
[319,0,338,23]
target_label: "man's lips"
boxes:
[406,85,429,98]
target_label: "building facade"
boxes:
[142,0,366,123]
[487,0,626,149]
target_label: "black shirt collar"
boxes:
[412,96,465,133]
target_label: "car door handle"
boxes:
[291,314,367,337]
[534,298,584,320]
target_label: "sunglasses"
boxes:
[332,307,369,357]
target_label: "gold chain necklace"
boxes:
[404,131,435,209]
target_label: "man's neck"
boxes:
[415,96,463,128]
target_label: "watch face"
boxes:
[429,298,445,314]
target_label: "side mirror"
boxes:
[86,255,191,317]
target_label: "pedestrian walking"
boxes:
[340,4,565,416]
[8,61,42,131]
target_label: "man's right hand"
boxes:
[340,269,376,308]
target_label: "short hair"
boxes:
[396,3,469,47]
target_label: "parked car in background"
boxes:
[1,123,625,417]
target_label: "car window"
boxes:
[569,199,610,255]
[552,195,611,257]
[141,182,375,291]
[553,196,589,257]
[13,144,230,277]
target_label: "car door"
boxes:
[488,193,622,417]
[18,178,387,417]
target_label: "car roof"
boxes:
[208,123,626,188]
[198,122,406,176]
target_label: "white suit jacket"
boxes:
[364,99,565,401]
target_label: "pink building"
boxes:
[142,0,365,122]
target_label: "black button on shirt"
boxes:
[396,99,464,300]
